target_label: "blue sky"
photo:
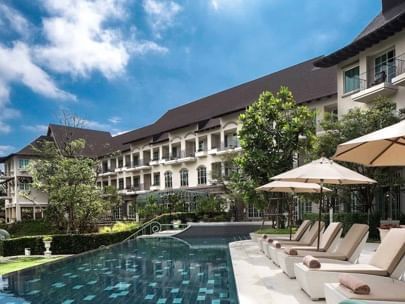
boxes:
[0,0,380,155]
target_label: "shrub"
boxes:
[0,220,62,238]
[0,228,139,257]
[98,221,139,233]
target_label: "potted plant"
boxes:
[43,236,52,257]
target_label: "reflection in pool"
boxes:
[0,237,241,303]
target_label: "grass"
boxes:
[255,227,297,234]
[0,256,63,275]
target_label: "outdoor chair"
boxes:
[276,222,344,278]
[258,219,311,253]
[266,221,325,264]
[294,228,405,300]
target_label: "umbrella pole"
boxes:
[289,193,294,240]
[317,184,323,251]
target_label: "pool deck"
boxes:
[229,240,378,304]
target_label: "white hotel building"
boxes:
[3,0,405,222]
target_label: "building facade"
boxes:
[315,0,405,217]
[0,56,337,222]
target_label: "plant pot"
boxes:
[24,248,31,256]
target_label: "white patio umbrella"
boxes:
[333,119,405,166]
[256,181,332,240]
[270,157,377,250]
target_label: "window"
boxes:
[153,173,160,186]
[164,171,172,188]
[374,49,395,83]
[343,66,360,93]
[225,133,238,148]
[211,162,222,179]
[126,177,131,189]
[248,204,263,218]
[198,139,206,151]
[197,166,207,185]
[224,161,234,179]
[118,179,124,190]
[303,201,312,213]
[180,169,188,187]
[18,159,30,169]
[125,155,131,167]
[153,150,159,161]
[19,182,31,191]
[324,104,338,122]
[133,176,140,188]
[118,157,123,168]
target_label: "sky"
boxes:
[0,0,381,156]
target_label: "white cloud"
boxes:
[22,124,49,133]
[0,3,30,37]
[0,145,15,156]
[143,0,182,37]
[0,42,74,133]
[108,116,121,124]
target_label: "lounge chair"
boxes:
[277,223,368,278]
[258,219,311,252]
[324,274,405,304]
[295,228,405,300]
[266,221,325,264]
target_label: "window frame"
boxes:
[180,169,189,187]
[343,64,360,94]
[164,171,173,189]
[18,159,30,169]
[197,166,207,185]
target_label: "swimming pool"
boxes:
[0,237,241,303]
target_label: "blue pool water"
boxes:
[0,237,242,303]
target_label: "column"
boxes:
[220,129,225,149]
[207,133,212,150]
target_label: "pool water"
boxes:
[0,237,241,303]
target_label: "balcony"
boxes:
[195,149,208,158]
[165,151,196,165]
[149,158,160,166]
[216,143,242,155]
[352,59,401,103]
[125,160,151,172]
[150,184,160,191]
[99,168,117,176]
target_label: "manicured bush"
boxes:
[0,220,62,238]
[0,228,139,257]
[0,211,231,256]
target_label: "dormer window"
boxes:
[18,159,30,169]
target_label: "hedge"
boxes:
[0,211,231,256]
[0,228,138,257]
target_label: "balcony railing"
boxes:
[169,151,196,160]
[357,54,405,90]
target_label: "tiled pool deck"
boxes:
[229,239,379,304]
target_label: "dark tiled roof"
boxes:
[315,1,405,67]
[48,124,113,157]
[122,57,337,145]
[0,135,53,162]
[197,118,221,133]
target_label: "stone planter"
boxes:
[24,248,31,256]
[43,240,52,258]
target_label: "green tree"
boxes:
[231,87,316,221]
[314,97,405,213]
[29,137,114,233]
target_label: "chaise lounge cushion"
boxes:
[368,228,405,276]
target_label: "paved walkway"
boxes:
[229,240,379,304]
